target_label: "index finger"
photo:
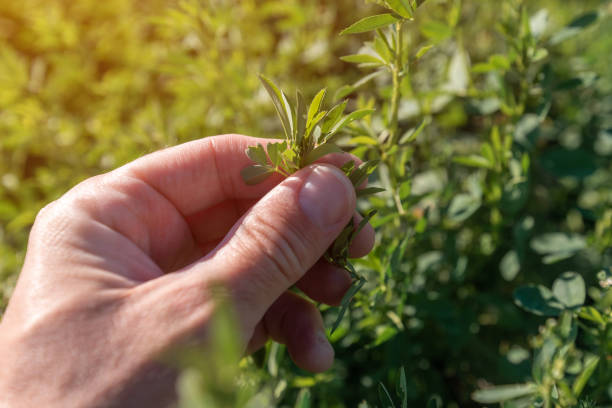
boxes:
[118,134,362,217]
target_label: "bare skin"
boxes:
[0,134,374,408]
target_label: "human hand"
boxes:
[0,134,374,407]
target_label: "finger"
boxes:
[179,163,356,334]
[263,292,334,372]
[295,260,352,306]
[120,134,363,218]
[245,320,269,355]
[187,206,373,259]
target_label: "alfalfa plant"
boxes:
[241,75,382,332]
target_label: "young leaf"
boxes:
[383,0,414,19]
[350,160,379,188]
[306,111,328,141]
[349,136,378,146]
[321,100,348,134]
[357,187,385,198]
[378,382,397,408]
[340,14,400,35]
[266,142,285,168]
[415,44,433,58]
[246,144,269,165]
[303,143,343,166]
[453,155,494,169]
[341,160,356,174]
[241,165,274,185]
[348,210,377,248]
[330,278,366,335]
[399,117,428,144]
[296,91,307,147]
[340,54,386,65]
[572,355,600,396]
[307,88,327,128]
[327,109,375,139]
[259,75,294,140]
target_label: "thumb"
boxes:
[192,164,355,331]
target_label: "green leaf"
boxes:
[378,382,397,408]
[383,0,413,19]
[530,233,586,257]
[307,111,328,141]
[552,271,586,309]
[241,165,274,185]
[500,250,520,281]
[294,388,312,408]
[399,118,428,144]
[415,44,433,58]
[266,142,286,168]
[373,35,393,63]
[327,109,375,138]
[453,155,493,169]
[398,366,408,408]
[259,75,294,140]
[321,100,348,134]
[387,236,410,278]
[296,91,307,146]
[246,144,268,165]
[572,354,600,396]
[447,194,481,222]
[420,19,453,43]
[340,54,386,65]
[513,285,564,316]
[307,88,326,129]
[330,278,366,334]
[350,160,379,187]
[349,136,378,146]
[578,306,606,325]
[335,71,385,99]
[472,384,536,404]
[303,143,343,165]
[357,187,386,198]
[551,11,600,45]
[340,14,400,35]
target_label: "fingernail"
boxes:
[299,165,354,229]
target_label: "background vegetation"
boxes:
[1,0,611,407]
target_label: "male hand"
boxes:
[0,134,374,407]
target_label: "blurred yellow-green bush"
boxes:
[1,0,611,406]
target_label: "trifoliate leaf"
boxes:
[246,144,268,165]
[552,271,586,309]
[241,165,274,185]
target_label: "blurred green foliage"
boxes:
[1,0,612,407]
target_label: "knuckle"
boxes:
[240,211,315,285]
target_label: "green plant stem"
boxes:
[387,21,406,216]
[388,21,404,146]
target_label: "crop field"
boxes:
[1,0,611,407]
